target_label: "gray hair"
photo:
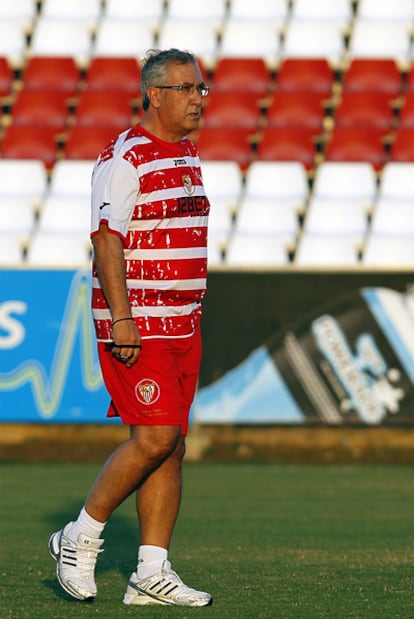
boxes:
[141,48,198,111]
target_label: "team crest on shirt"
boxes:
[182,174,195,195]
[135,379,160,405]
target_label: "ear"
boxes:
[146,86,161,109]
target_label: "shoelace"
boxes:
[61,544,103,577]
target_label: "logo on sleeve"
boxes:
[135,379,160,405]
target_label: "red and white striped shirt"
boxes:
[90,124,209,341]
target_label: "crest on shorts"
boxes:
[135,379,160,405]
[182,174,195,195]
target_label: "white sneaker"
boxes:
[123,560,212,606]
[48,522,104,601]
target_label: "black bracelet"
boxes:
[112,317,134,327]
[106,342,142,350]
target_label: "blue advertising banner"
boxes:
[2,269,414,426]
[0,269,110,423]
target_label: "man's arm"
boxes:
[92,223,141,367]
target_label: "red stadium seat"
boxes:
[342,59,403,95]
[11,89,69,129]
[63,125,120,160]
[333,91,395,130]
[324,126,386,170]
[212,57,273,96]
[256,126,318,170]
[22,57,81,95]
[1,124,59,170]
[202,91,262,129]
[74,90,134,128]
[195,127,253,170]
[398,91,414,127]
[86,57,141,96]
[266,91,326,129]
[0,57,13,96]
[389,127,414,162]
[276,58,334,97]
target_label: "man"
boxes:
[48,48,212,607]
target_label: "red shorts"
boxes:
[98,326,202,435]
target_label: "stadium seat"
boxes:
[378,162,414,201]
[291,0,352,27]
[294,235,359,265]
[166,0,227,25]
[362,235,414,265]
[41,0,102,24]
[389,127,414,162]
[357,0,414,22]
[302,200,368,240]
[333,91,395,130]
[11,89,69,129]
[201,160,242,210]
[29,17,93,66]
[0,57,13,96]
[0,0,36,29]
[233,199,299,242]
[0,159,48,202]
[73,90,134,129]
[256,126,318,170]
[266,91,326,129]
[219,21,281,68]
[342,59,403,95]
[92,18,156,58]
[22,57,81,95]
[195,127,253,170]
[48,159,95,197]
[207,199,234,241]
[225,233,289,266]
[37,196,91,236]
[85,57,141,96]
[369,200,414,237]
[201,160,239,245]
[404,65,414,91]
[243,161,309,210]
[228,0,289,27]
[202,91,262,129]
[1,125,59,170]
[212,57,272,95]
[281,20,345,67]
[397,91,414,127]
[207,232,226,266]
[26,231,92,265]
[312,162,377,205]
[0,21,28,67]
[158,19,219,69]
[347,21,411,65]
[104,0,165,22]
[324,126,386,170]
[276,58,334,96]
[63,125,119,160]
[0,234,24,263]
[0,199,36,237]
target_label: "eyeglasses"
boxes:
[154,83,210,97]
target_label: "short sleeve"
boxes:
[91,154,139,238]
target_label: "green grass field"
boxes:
[1,462,413,619]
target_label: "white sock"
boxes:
[137,545,168,579]
[67,506,106,542]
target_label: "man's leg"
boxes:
[136,435,185,549]
[84,424,181,522]
[49,424,181,601]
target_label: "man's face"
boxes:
[155,61,205,140]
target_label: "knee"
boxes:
[130,425,182,465]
